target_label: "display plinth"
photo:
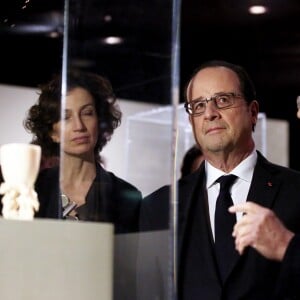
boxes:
[0,218,114,300]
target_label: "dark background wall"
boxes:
[1,0,300,169]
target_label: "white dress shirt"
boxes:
[206,150,257,240]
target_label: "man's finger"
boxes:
[229,201,261,214]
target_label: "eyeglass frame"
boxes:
[184,92,244,116]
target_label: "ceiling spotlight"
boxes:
[102,36,124,45]
[48,31,60,38]
[104,15,112,22]
[249,5,268,15]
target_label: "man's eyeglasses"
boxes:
[184,92,243,116]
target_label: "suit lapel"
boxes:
[247,153,281,209]
[177,164,205,258]
[177,164,220,283]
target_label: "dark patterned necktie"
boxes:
[214,174,237,282]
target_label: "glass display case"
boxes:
[0,0,297,299]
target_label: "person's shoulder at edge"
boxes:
[35,166,59,190]
[140,183,170,232]
[140,165,203,232]
[97,164,142,234]
[97,163,142,199]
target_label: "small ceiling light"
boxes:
[102,36,124,45]
[249,5,268,15]
[48,31,60,38]
[104,15,112,22]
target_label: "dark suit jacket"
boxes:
[140,151,300,299]
[35,163,142,234]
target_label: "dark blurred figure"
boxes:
[180,145,204,178]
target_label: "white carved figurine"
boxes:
[0,182,39,220]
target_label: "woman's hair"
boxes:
[24,69,122,158]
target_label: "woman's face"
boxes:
[51,87,99,158]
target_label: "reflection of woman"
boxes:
[24,70,142,233]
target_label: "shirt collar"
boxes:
[206,149,257,188]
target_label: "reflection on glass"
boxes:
[0,0,176,298]
[67,0,175,299]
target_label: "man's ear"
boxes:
[249,100,259,131]
[250,100,259,126]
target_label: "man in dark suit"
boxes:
[140,60,300,299]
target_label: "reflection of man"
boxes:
[140,61,300,299]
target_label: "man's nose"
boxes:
[203,100,220,119]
